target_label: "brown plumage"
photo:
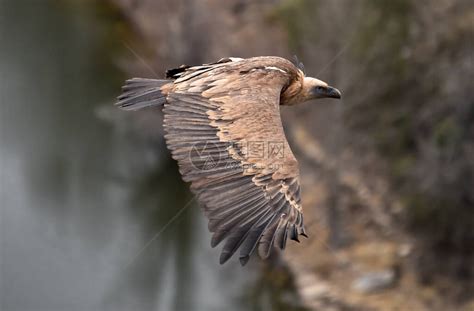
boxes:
[116,56,341,265]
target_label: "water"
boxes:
[0,1,304,310]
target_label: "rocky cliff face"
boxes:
[109,0,474,310]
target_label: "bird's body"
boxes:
[117,56,341,265]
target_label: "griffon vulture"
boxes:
[116,56,341,265]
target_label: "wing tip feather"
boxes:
[239,255,250,266]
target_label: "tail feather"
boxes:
[116,78,170,111]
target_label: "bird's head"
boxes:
[303,77,341,101]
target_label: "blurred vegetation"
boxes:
[277,0,474,280]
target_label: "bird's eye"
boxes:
[316,86,325,92]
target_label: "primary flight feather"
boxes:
[116,56,341,265]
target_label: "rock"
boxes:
[352,270,396,294]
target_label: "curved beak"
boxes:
[326,86,341,99]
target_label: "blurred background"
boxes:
[0,0,472,310]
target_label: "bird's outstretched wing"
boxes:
[163,59,307,265]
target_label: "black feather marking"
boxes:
[165,64,190,78]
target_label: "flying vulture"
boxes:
[116,56,341,265]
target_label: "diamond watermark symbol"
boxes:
[189,141,222,170]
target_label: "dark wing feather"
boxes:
[163,57,306,265]
[116,78,169,110]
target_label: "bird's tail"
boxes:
[116,78,170,111]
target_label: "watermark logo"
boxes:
[189,141,222,170]
[189,141,285,171]
[268,142,284,159]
